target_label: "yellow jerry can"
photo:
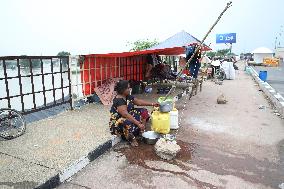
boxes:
[151,110,170,134]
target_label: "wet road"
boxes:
[254,63,284,96]
[57,63,284,189]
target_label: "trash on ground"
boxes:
[259,105,266,109]
[217,94,227,104]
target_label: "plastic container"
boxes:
[259,71,267,82]
[151,110,170,134]
[170,108,179,129]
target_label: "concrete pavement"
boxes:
[0,83,188,189]
[0,104,111,189]
[58,62,284,189]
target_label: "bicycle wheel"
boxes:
[221,71,226,81]
[0,108,26,140]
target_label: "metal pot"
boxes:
[159,101,173,113]
[142,131,160,145]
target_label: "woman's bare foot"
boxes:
[130,138,139,147]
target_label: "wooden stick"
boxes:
[164,1,232,100]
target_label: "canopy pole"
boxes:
[163,1,233,101]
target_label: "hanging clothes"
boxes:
[189,60,201,78]
[185,45,201,79]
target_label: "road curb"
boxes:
[35,140,112,189]
[248,65,284,117]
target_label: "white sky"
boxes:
[0,0,283,56]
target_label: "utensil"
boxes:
[142,131,160,145]
[159,101,173,113]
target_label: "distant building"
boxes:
[275,47,284,59]
[252,47,273,64]
[275,47,284,64]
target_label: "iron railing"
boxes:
[0,56,72,114]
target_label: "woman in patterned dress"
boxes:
[109,80,158,147]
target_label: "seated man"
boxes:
[145,54,161,79]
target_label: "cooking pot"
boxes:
[142,131,160,145]
[158,97,173,113]
[159,101,173,112]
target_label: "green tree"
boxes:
[206,51,217,58]
[216,49,231,57]
[57,51,71,66]
[57,51,71,56]
[128,39,159,51]
[227,52,236,56]
[20,55,41,68]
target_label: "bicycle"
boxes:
[215,66,226,81]
[212,62,226,81]
[0,108,26,140]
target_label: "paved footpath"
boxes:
[58,62,284,189]
[0,104,111,189]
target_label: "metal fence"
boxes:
[0,56,72,114]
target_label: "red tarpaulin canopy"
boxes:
[81,30,211,96]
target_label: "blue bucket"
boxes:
[259,71,267,82]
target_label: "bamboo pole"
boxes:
[164,1,232,100]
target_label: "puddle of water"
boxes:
[116,140,193,167]
[116,140,218,188]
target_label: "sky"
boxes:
[0,0,284,56]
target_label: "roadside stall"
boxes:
[79,30,210,105]
[79,31,211,151]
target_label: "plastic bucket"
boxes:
[259,71,267,82]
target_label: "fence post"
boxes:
[2,59,11,108]
[67,56,73,110]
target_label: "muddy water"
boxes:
[116,140,192,166]
[116,141,218,189]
